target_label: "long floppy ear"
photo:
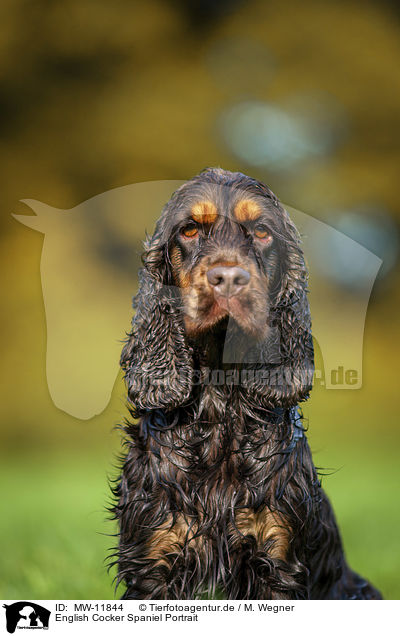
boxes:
[121,218,194,414]
[242,204,314,407]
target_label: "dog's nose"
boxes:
[207,266,250,297]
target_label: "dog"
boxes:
[111,168,381,600]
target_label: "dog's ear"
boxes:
[121,221,193,414]
[243,206,314,407]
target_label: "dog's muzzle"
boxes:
[206,265,250,298]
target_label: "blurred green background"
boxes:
[1,0,399,599]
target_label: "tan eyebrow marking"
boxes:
[191,201,218,224]
[234,199,262,222]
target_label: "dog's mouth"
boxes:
[211,292,251,322]
[181,261,269,340]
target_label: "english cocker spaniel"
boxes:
[111,168,381,600]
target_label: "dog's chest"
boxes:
[155,419,275,510]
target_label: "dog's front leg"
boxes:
[224,508,308,600]
[117,510,207,599]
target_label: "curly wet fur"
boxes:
[110,168,381,600]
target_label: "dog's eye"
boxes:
[181,224,198,239]
[254,224,272,242]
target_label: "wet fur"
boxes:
[110,168,381,600]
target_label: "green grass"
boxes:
[0,452,117,599]
[0,440,398,599]
[316,444,400,600]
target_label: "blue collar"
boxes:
[270,406,305,451]
[141,406,305,451]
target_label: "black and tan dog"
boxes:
[111,168,381,600]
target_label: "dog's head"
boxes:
[122,169,314,412]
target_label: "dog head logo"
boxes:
[3,602,50,633]
[13,181,381,419]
